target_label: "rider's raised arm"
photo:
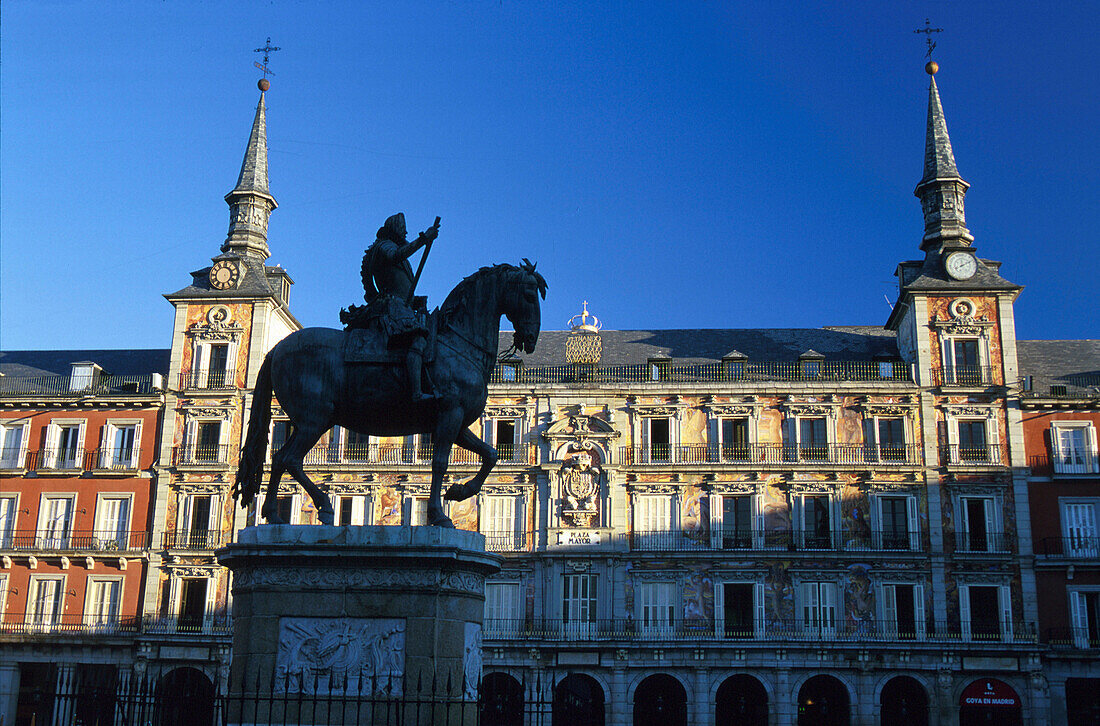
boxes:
[396,218,440,261]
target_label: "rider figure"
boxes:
[344,213,440,403]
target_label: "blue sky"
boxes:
[2,1,1098,351]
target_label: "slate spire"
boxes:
[914,65,973,250]
[222,85,278,260]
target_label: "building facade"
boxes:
[0,64,1096,725]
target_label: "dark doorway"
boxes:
[715,674,768,726]
[1066,679,1100,725]
[959,679,1022,726]
[633,674,687,726]
[881,676,928,726]
[797,675,850,726]
[177,578,208,631]
[76,664,119,726]
[553,673,604,726]
[17,663,56,726]
[481,672,523,726]
[723,583,755,638]
[154,668,215,726]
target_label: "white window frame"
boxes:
[0,574,8,616]
[186,416,228,463]
[960,583,1013,642]
[562,572,598,638]
[863,415,909,463]
[170,571,219,632]
[191,339,238,388]
[793,493,838,550]
[1061,499,1100,558]
[483,416,523,463]
[407,495,445,527]
[482,493,523,551]
[37,494,77,549]
[336,494,370,526]
[0,421,29,469]
[84,576,124,629]
[1068,587,1100,648]
[947,412,1000,464]
[710,493,763,549]
[1051,421,1099,474]
[957,495,1004,552]
[178,492,222,547]
[98,420,142,469]
[27,575,65,630]
[870,494,920,551]
[44,419,86,470]
[876,582,926,641]
[93,494,133,550]
[940,334,989,385]
[785,415,834,462]
[714,579,766,640]
[634,493,675,550]
[0,494,18,548]
[485,581,522,636]
[799,580,839,639]
[636,581,677,636]
[268,419,292,463]
[639,415,678,463]
[714,416,755,463]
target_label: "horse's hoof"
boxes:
[427,510,455,528]
[444,483,469,501]
[318,508,335,526]
[262,508,286,525]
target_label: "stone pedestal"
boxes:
[217,525,499,722]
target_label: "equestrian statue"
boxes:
[232,214,547,527]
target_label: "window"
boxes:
[86,578,122,628]
[959,497,998,552]
[192,421,223,462]
[958,420,989,462]
[270,420,291,458]
[94,496,131,550]
[409,497,430,527]
[942,337,984,384]
[1062,500,1099,558]
[38,496,74,549]
[486,418,521,462]
[563,573,597,637]
[483,495,519,551]
[207,344,230,387]
[800,582,838,637]
[0,496,16,548]
[1070,590,1100,648]
[637,582,676,635]
[337,495,368,526]
[864,417,906,462]
[500,363,517,382]
[45,421,85,469]
[177,578,209,631]
[345,430,371,462]
[717,582,765,639]
[874,495,919,550]
[28,576,64,629]
[276,496,299,525]
[642,417,672,463]
[719,418,750,462]
[796,494,834,549]
[719,495,755,549]
[635,495,673,549]
[961,584,1012,641]
[0,422,28,468]
[785,416,829,462]
[100,423,139,469]
[178,494,218,548]
[485,582,522,636]
[1052,423,1099,474]
[70,363,97,392]
[879,583,925,640]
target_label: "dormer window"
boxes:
[799,351,825,380]
[69,362,102,392]
[720,352,747,381]
[648,356,671,382]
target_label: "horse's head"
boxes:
[504,258,547,354]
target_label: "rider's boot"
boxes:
[406,342,438,403]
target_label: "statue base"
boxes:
[217,525,500,723]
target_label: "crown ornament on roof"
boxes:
[566,301,602,365]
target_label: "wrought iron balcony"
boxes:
[490,360,912,385]
[0,530,150,552]
[300,443,525,466]
[484,532,527,552]
[88,447,144,470]
[0,374,159,397]
[178,369,236,390]
[173,444,233,465]
[627,528,921,553]
[948,530,1014,554]
[1038,536,1100,559]
[162,529,226,550]
[940,444,1005,466]
[0,614,232,637]
[932,366,994,387]
[1046,627,1100,649]
[618,443,921,466]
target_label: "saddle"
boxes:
[343,304,438,365]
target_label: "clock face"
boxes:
[209,261,240,290]
[945,251,977,281]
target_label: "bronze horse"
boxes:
[233,261,546,527]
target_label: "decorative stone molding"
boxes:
[187,306,245,342]
[565,560,590,572]
[232,566,486,597]
[954,573,1011,585]
[185,407,234,420]
[861,404,914,416]
[943,404,996,418]
[464,623,482,697]
[485,484,526,495]
[327,483,373,495]
[485,406,529,418]
[633,570,682,582]
[706,404,757,417]
[558,450,601,528]
[710,481,758,494]
[628,483,680,495]
[787,480,836,494]
[712,570,765,582]
[944,482,1008,495]
[783,403,837,417]
[631,405,682,417]
[275,618,405,695]
[174,482,227,494]
[171,566,219,578]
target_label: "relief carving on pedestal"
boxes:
[275,617,405,694]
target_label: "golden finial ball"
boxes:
[925,61,939,75]
[258,78,270,91]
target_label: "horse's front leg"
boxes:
[428,407,463,527]
[444,428,498,502]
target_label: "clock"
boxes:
[944,251,977,281]
[209,260,240,290]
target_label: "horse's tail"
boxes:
[233,355,273,508]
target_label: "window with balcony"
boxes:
[864,417,906,462]
[786,417,829,461]
[487,419,520,462]
[943,337,983,385]
[1062,500,1099,558]
[800,581,838,637]
[270,420,291,458]
[337,495,369,526]
[177,494,218,548]
[717,582,764,639]
[1052,422,1099,474]
[190,420,223,463]
[485,582,522,636]
[637,582,676,635]
[1070,589,1100,648]
[796,494,834,549]
[718,494,756,549]
[0,422,28,468]
[642,417,672,463]
[100,422,139,469]
[718,418,750,462]
[86,578,122,627]
[190,341,235,389]
[94,496,131,550]
[28,576,64,629]
[961,584,1011,641]
[345,430,371,462]
[177,578,209,631]
[563,573,597,637]
[38,496,74,549]
[958,420,989,462]
[958,497,999,552]
[483,495,520,551]
[0,495,16,548]
[45,421,85,469]
[874,495,918,550]
[879,583,925,640]
[635,494,673,548]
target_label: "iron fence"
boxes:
[173,444,234,465]
[179,369,236,390]
[940,444,1005,466]
[617,443,921,465]
[931,366,994,387]
[947,530,1015,554]
[1038,536,1100,558]
[0,374,158,397]
[0,529,150,552]
[489,360,912,385]
[162,529,226,550]
[0,614,232,637]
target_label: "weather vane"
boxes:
[253,37,281,79]
[913,19,943,60]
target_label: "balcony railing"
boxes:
[932,366,994,387]
[300,443,525,466]
[490,361,912,385]
[628,528,921,553]
[162,530,226,550]
[619,443,922,466]
[1028,452,1100,476]
[89,447,144,470]
[949,530,1014,554]
[0,374,159,397]
[1038,536,1100,558]
[178,369,235,390]
[0,530,150,552]
[940,444,1005,466]
[482,618,1037,644]
[484,532,527,552]
[173,444,233,465]
[0,614,232,637]
[1046,627,1100,649]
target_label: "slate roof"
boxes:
[0,349,170,378]
[496,326,901,366]
[1016,340,1100,397]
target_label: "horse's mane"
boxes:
[438,262,546,324]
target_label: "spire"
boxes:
[222,82,278,260]
[914,65,973,251]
